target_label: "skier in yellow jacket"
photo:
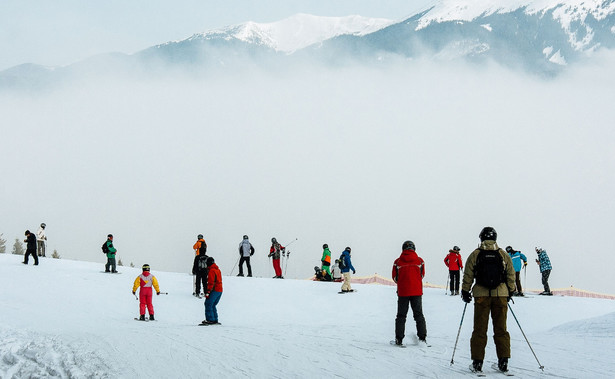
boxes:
[132,264,160,321]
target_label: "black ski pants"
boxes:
[541,269,551,292]
[195,271,208,294]
[395,295,427,342]
[449,270,460,293]
[238,256,252,276]
[23,248,39,265]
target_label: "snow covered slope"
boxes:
[1,254,614,378]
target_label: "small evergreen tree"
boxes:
[12,238,25,255]
[130,262,134,268]
[0,233,6,253]
[51,249,60,259]
[118,258,123,266]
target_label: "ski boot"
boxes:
[470,360,483,373]
[498,357,508,372]
[149,314,155,321]
[139,315,146,321]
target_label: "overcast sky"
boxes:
[0,0,435,71]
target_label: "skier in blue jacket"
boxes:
[505,246,527,296]
[340,247,356,293]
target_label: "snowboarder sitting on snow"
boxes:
[505,246,527,296]
[268,237,285,279]
[132,264,160,321]
[339,247,356,292]
[192,252,209,297]
[331,259,343,282]
[444,246,463,295]
[314,266,332,281]
[202,256,223,325]
[392,240,427,347]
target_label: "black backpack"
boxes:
[197,255,209,271]
[102,241,109,254]
[338,254,346,269]
[474,249,506,289]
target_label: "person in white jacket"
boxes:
[237,235,254,277]
[37,223,47,257]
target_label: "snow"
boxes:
[481,24,493,31]
[194,13,394,53]
[1,253,614,378]
[549,49,568,65]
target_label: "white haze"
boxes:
[1,54,614,294]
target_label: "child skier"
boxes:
[132,264,160,321]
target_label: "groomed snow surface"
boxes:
[1,254,613,378]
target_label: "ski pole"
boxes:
[450,302,467,365]
[134,293,139,301]
[523,264,527,294]
[283,238,298,248]
[508,303,544,371]
[230,255,240,276]
[445,273,450,295]
[283,250,291,277]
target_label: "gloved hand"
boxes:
[507,291,514,302]
[132,291,136,295]
[352,270,356,274]
[156,292,160,295]
[523,261,527,267]
[461,290,472,303]
[205,292,210,298]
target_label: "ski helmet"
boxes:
[107,234,113,238]
[402,241,415,251]
[197,234,203,239]
[142,264,150,271]
[206,256,215,266]
[272,238,277,243]
[505,246,513,253]
[453,246,460,251]
[345,246,351,252]
[243,235,249,240]
[479,227,497,241]
[40,223,46,228]
[323,243,328,249]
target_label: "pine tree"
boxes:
[130,262,135,268]
[12,238,25,255]
[0,233,6,253]
[118,258,123,266]
[51,249,60,259]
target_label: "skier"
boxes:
[193,234,207,256]
[461,227,515,374]
[36,223,47,257]
[202,256,223,325]
[505,246,527,296]
[444,246,463,295]
[192,251,209,297]
[321,243,332,276]
[268,237,285,279]
[535,247,553,295]
[339,247,356,292]
[392,240,427,347]
[132,264,160,321]
[22,230,38,265]
[331,259,343,282]
[103,234,117,273]
[237,235,254,277]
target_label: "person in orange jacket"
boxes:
[193,234,207,256]
[132,264,160,321]
[202,257,223,325]
[444,246,464,295]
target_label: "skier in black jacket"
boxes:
[192,253,209,297]
[23,230,38,265]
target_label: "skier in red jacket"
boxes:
[392,240,427,347]
[444,246,464,295]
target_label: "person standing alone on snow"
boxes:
[444,246,463,295]
[23,230,38,265]
[237,235,254,277]
[103,234,117,273]
[37,223,47,257]
[535,247,552,295]
[269,238,285,279]
[392,241,427,347]
[461,227,515,374]
[202,257,223,325]
[321,244,332,277]
[505,246,527,296]
[132,264,160,321]
[339,247,356,292]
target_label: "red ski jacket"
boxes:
[444,251,463,271]
[392,249,425,297]
[207,263,223,293]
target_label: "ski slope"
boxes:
[0,254,613,378]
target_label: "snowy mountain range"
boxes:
[2,0,615,88]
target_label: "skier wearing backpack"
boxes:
[321,244,332,276]
[392,240,427,347]
[103,234,117,273]
[237,235,254,277]
[461,227,515,374]
[339,247,356,292]
[535,247,552,295]
[505,246,527,296]
[192,252,209,297]
[268,238,285,279]
[202,256,223,325]
[193,234,207,256]
[132,264,160,321]
[444,246,463,295]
